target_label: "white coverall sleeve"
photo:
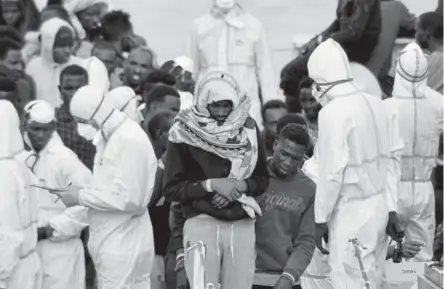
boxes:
[48,154,91,242]
[0,168,25,287]
[80,139,156,212]
[254,26,281,103]
[315,107,350,223]
[186,23,201,79]
[384,108,404,212]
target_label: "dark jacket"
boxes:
[321,0,381,64]
[0,65,35,115]
[163,124,269,222]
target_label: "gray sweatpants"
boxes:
[183,214,255,289]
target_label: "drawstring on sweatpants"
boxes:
[216,225,220,257]
[215,223,235,262]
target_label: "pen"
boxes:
[54,182,72,203]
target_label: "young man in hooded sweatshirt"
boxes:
[26,17,82,108]
[255,123,315,289]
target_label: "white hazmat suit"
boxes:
[23,100,91,289]
[106,86,143,123]
[187,3,279,129]
[26,18,83,108]
[70,85,157,289]
[0,100,42,289]
[385,42,444,261]
[308,39,404,289]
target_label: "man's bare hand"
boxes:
[211,194,230,209]
[210,178,237,201]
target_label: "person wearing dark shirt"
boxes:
[255,123,316,289]
[281,0,381,112]
[261,100,287,156]
[55,64,96,170]
[276,113,314,159]
[142,83,181,126]
[299,77,320,147]
[163,71,269,289]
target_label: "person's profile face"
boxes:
[1,48,24,74]
[59,74,88,105]
[77,3,104,32]
[415,18,430,50]
[263,107,287,138]
[300,87,321,121]
[207,100,233,122]
[1,1,21,26]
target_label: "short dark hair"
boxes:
[0,26,23,44]
[276,113,307,135]
[261,99,287,121]
[145,84,180,109]
[279,123,310,148]
[147,110,175,140]
[144,70,176,87]
[0,37,22,60]
[60,65,89,84]
[101,10,132,41]
[419,12,443,39]
[92,40,118,55]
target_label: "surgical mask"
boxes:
[215,0,235,9]
[311,78,353,107]
[121,96,144,123]
[77,123,98,141]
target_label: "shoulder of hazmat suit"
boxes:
[308,39,397,289]
[186,5,279,129]
[70,85,156,289]
[26,18,83,108]
[387,42,443,261]
[0,100,41,289]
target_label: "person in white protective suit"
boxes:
[187,0,280,130]
[53,85,157,289]
[349,62,382,98]
[82,55,111,93]
[26,17,83,108]
[384,42,444,261]
[106,86,143,123]
[0,100,42,289]
[22,100,91,289]
[308,39,405,289]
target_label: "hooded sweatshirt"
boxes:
[26,18,83,108]
[255,161,316,282]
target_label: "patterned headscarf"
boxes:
[169,71,258,180]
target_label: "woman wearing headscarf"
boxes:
[0,0,39,36]
[0,100,42,289]
[163,71,269,289]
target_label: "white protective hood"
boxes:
[308,39,360,105]
[392,42,429,99]
[64,0,113,40]
[106,86,142,122]
[82,56,110,94]
[350,62,382,98]
[0,100,24,158]
[40,18,75,64]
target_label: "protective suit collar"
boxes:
[392,42,428,99]
[40,18,75,65]
[0,100,24,158]
[70,85,127,142]
[308,39,360,106]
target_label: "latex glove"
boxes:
[402,240,424,259]
[211,194,230,209]
[315,222,330,255]
[210,178,237,202]
[386,211,404,241]
[274,276,293,289]
[176,266,189,289]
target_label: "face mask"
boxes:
[215,0,235,9]
[311,78,353,107]
[77,123,98,141]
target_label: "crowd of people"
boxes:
[0,0,443,289]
